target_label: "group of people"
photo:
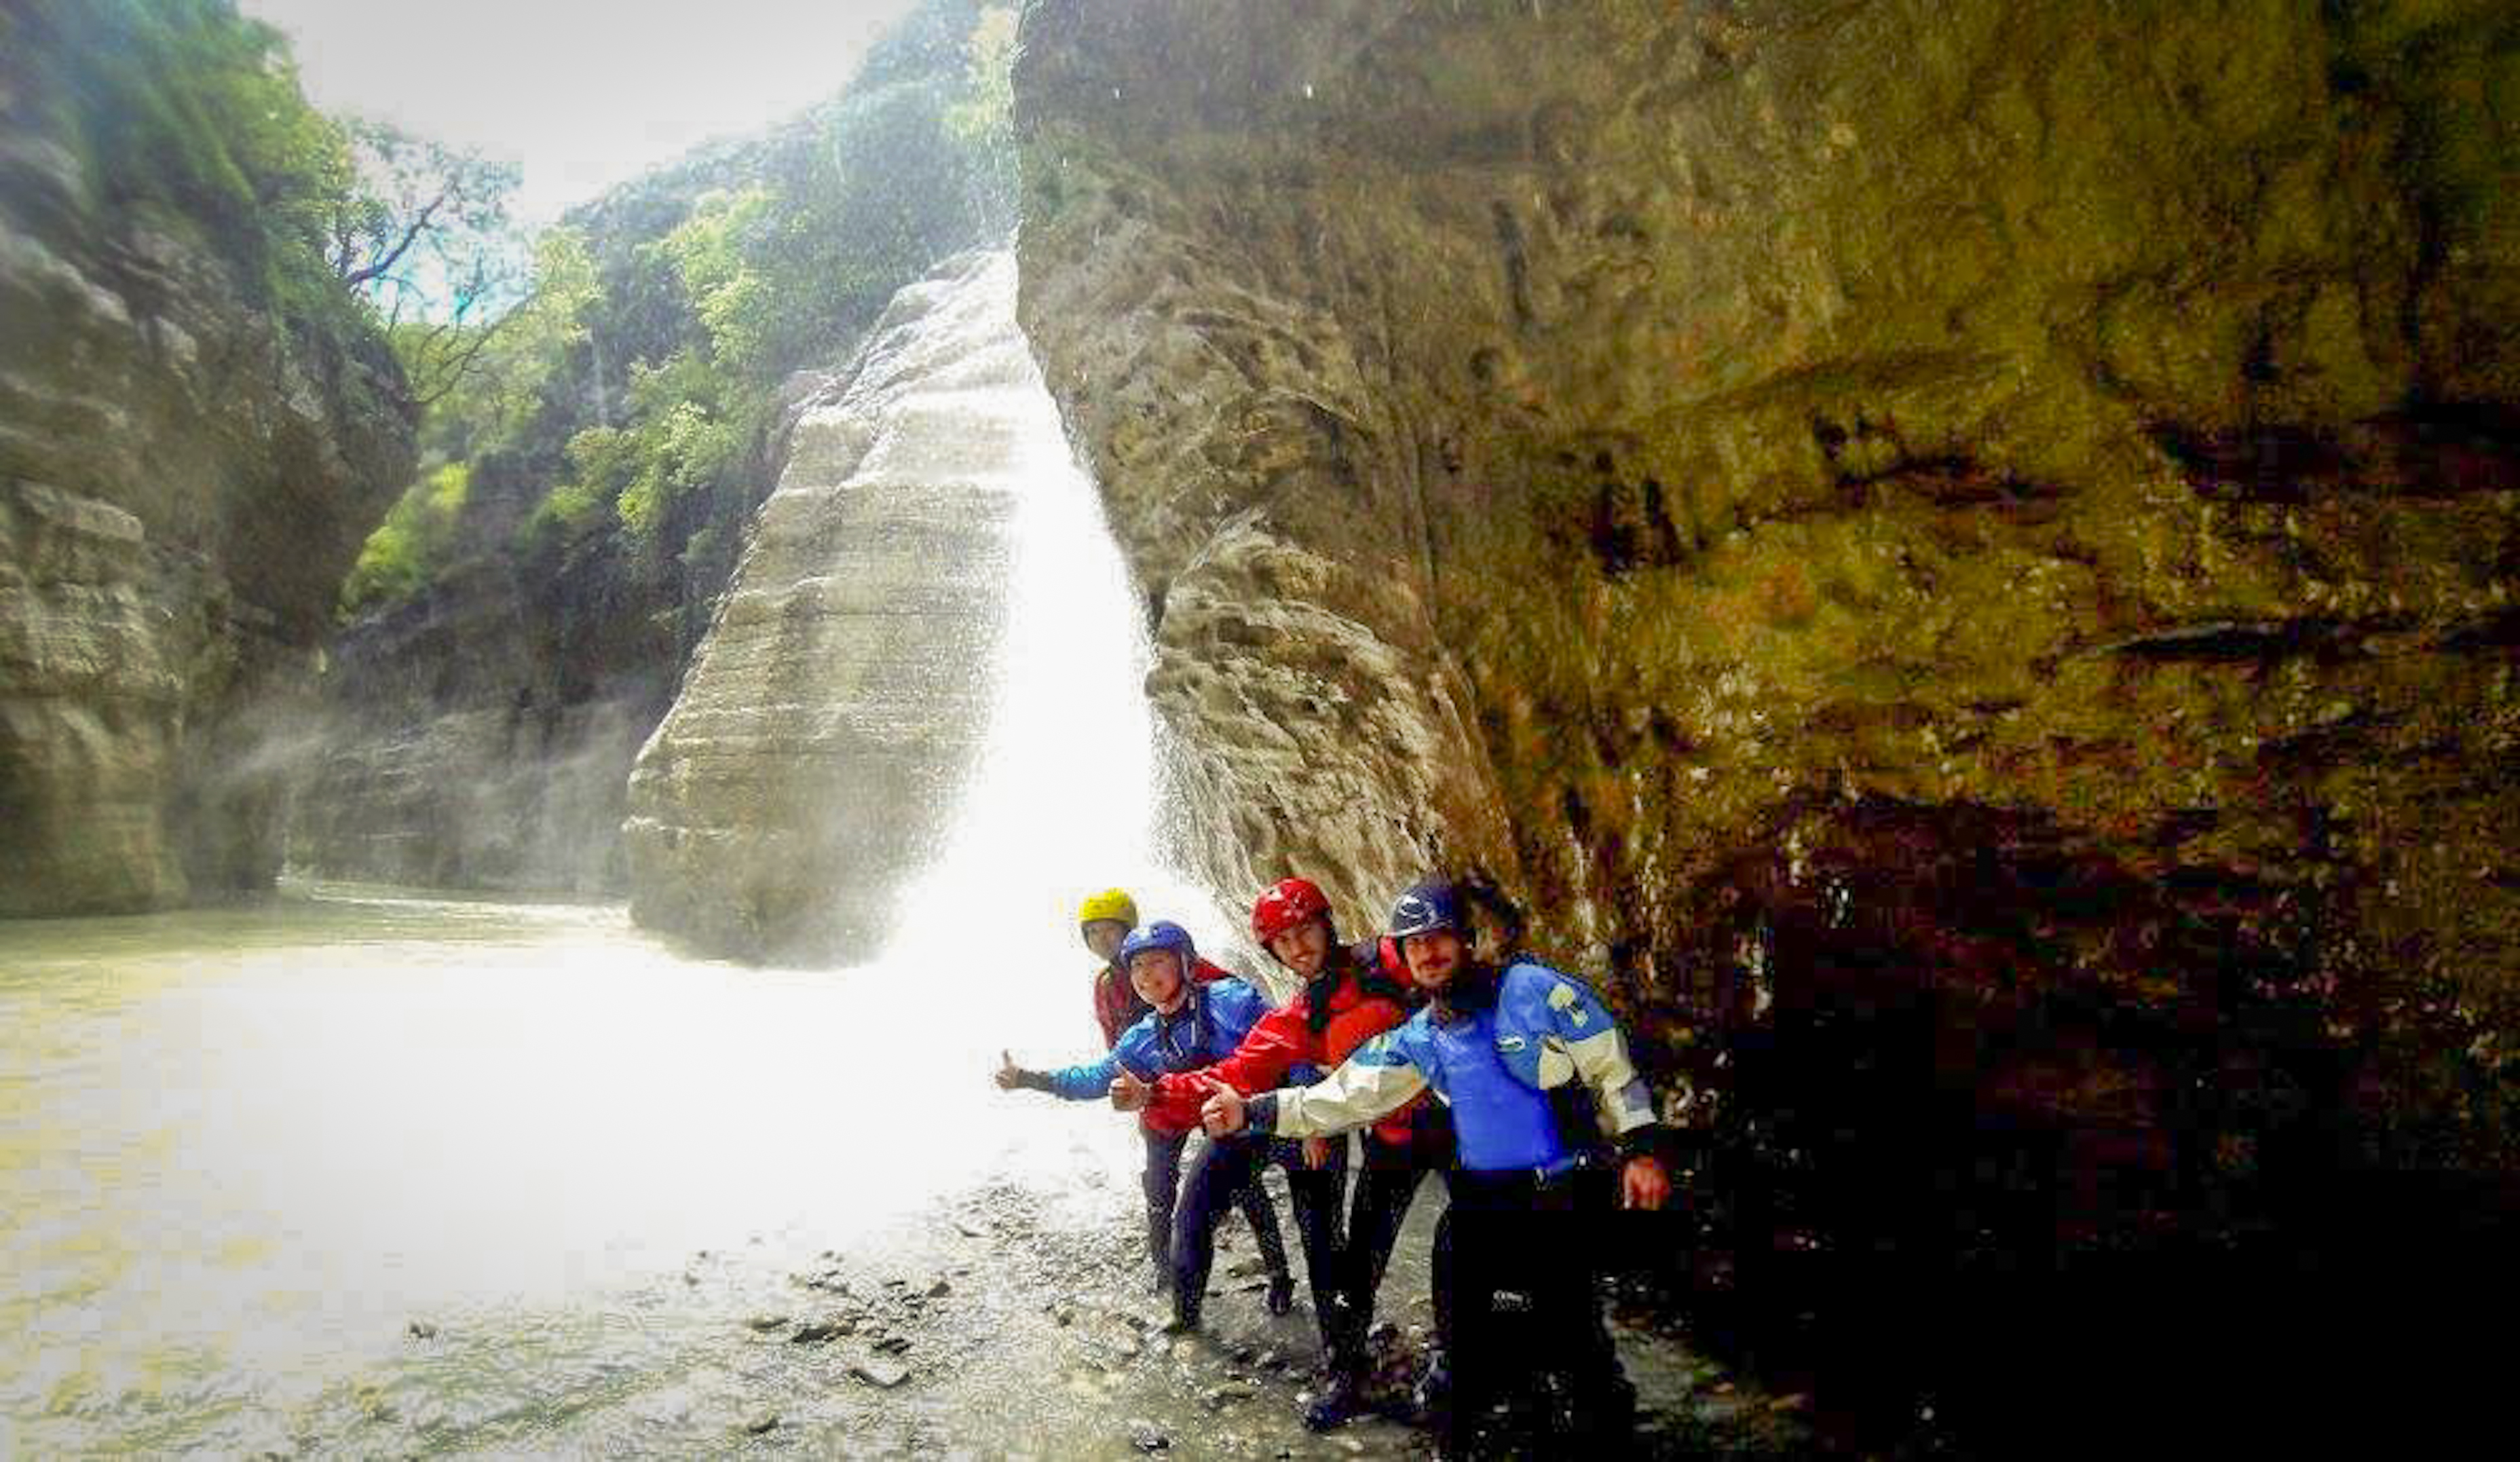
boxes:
[992,876,1677,1453]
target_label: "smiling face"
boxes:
[1265,918,1332,979]
[1081,919,1128,964]
[1400,928,1465,992]
[1127,948,1187,1011]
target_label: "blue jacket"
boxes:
[1041,977,1282,1100]
[1256,959,1666,1174]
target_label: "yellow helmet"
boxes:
[1076,888,1138,928]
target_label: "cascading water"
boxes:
[0,250,1319,1455]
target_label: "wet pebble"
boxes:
[850,1359,911,1389]
[742,1412,778,1435]
[924,1277,952,1298]
[1127,1419,1169,1450]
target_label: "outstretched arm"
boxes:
[1138,1000,1312,1131]
[994,1045,1127,1100]
[1203,1034,1429,1140]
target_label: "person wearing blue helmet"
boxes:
[1201,880,1681,1454]
[999,896,1294,1302]
[994,920,1310,1326]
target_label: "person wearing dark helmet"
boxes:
[1121,877,1455,1431]
[997,912,1295,1313]
[1201,880,1680,1454]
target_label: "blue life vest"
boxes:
[1048,978,1275,1100]
[1360,960,1618,1174]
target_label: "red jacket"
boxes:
[1094,956,1237,1131]
[1144,941,1439,1144]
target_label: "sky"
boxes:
[242,0,925,223]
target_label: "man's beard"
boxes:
[1430,958,1499,1019]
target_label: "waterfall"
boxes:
[624,249,1233,973]
[886,262,1231,1002]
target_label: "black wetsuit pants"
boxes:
[1172,1131,1343,1326]
[1324,1132,1453,1373]
[1142,1127,1285,1285]
[1429,1165,1630,1448]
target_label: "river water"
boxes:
[0,884,1420,1457]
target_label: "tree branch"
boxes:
[343,187,450,286]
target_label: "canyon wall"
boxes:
[1014,0,2517,1437]
[1,4,415,912]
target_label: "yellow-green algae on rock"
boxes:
[1015,0,2516,1443]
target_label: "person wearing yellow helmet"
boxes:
[1075,888,1144,1043]
[993,891,1296,1308]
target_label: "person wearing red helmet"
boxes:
[1116,876,1455,1431]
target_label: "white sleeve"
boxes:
[1272,1045,1430,1138]
[1543,979,1666,1139]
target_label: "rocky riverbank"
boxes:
[349,1176,1813,1460]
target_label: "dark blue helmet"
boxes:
[1387,882,1463,943]
[1118,919,1197,971]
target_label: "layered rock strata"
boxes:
[0,136,413,913]
[285,527,673,893]
[1013,0,2517,1433]
[624,251,1038,962]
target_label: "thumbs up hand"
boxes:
[1108,1067,1151,1112]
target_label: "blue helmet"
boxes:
[1118,919,1197,971]
[1387,881,1464,943]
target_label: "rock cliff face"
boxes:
[0,123,414,913]
[286,508,673,892]
[624,251,1034,962]
[1015,0,2517,1434]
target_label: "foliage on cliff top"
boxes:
[1,0,345,282]
[341,0,1018,627]
[0,1,437,424]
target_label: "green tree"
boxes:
[339,122,538,409]
[399,227,599,456]
[339,462,471,612]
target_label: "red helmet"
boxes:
[1250,877,1332,948]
